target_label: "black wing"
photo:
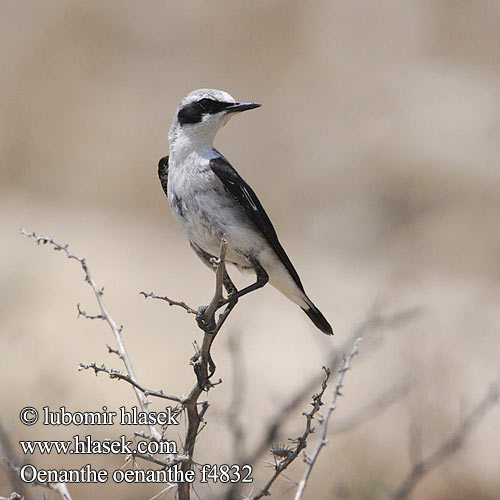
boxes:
[158,155,169,196]
[210,156,305,293]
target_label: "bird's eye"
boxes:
[198,98,212,110]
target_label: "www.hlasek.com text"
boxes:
[20,434,177,455]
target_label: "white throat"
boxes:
[169,115,231,162]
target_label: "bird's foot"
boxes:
[196,306,217,333]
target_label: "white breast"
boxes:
[167,150,266,267]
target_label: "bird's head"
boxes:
[169,89,260,149]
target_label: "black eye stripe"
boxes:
[177,99,233,125]
[198,98,232,114]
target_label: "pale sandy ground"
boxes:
[1,2,500,499]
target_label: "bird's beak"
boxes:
[225,102,261,113]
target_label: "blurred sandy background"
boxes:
[2,1,500,499]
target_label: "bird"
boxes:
[158,88,333,335]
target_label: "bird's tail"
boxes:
[266,266,333,335]
[302,298,333,335]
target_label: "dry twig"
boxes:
[294,338,362,500]
[77,362,183,403]
[176,238,230,500]
[250,367,332,500]
[21,229,235,500]
[223,306,416,500]
[140,291,197,315]
[0,494,22,500]
[393,376,500,500]
[0,423,24,496]
[242,307,413,464]
[21,228,163,441]
[1,457,72,500]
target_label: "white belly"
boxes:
[167,160,266,267]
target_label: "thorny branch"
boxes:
[393,376,500,500]
[17,228,500,500]
[250,367,332,500]
[264,307,413,456]
[77,362,183,403]
[294,338,362,500]
[223,306,416,500]
[0,424,24,497]
[1,457,72,500]
[177,238,230,500]
[140,291,197,315]
[141,238,231,382]
[241,307,414,465]
[21,229,232,500]
[0,494,22,500]
[21,228,162,441]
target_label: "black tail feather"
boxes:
[302,303,333,335]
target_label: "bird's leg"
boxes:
[218,260,269,308]
[211,269,239,329]
[190,243,222,333]
[203,302,238,379]
[214,300,238,333]
[221,269,238,302]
